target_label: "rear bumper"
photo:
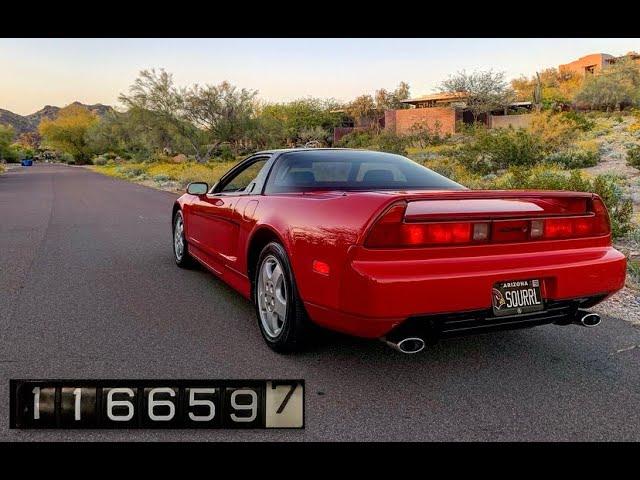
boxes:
[305,245,626,338]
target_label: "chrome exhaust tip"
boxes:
[574,310,601,328]
[383,336,426,354]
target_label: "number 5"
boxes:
[188,388,216,422]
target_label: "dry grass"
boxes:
[93,161,238,188]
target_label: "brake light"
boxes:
[365,202,485,248]
[542,197,610,239]
[364,197,611,248]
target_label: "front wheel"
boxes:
[173,210,196,268]
[254,242,312,352]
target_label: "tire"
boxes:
[254,242,312,352]
[173,210,197,268]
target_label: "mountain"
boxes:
[0,102,113,135]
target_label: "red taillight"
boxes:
[364,197,611,249]
[404,222,472,245]
[543,197,610,240]
[365,202,481,248]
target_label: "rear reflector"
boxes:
[364,197,611,248]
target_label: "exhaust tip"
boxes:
[387,337,425,354]
[580,312,601,328]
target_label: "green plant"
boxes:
[372,131,408,156]
[628,260,640,287]
[335,129,376,149]
[561,111,595,131]
[545,149,598,169]
[454,127,545,174]
[93,155,108,166]
[627,145,640,169]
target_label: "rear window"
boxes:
[264,150,465,193]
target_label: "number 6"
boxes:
[148,388,175,421]
[106,388,135,421]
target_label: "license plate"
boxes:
[492,279,543,316]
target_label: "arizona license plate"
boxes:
[492,279,543,316]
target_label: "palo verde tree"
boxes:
[440,70,515,122]
[118,69,211,162]
[38,104,98,164]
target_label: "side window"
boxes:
[220,159,269,194]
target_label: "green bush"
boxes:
[93,155,108,166]
[372,131,408,156]
[335,130,376,149]
[561,111,595,131]
[116,164,145,178]
[545,149,599,169]
[627,145,640,169]
[454,127,545,174]
[59,152,75,164]
[628,260,640,287]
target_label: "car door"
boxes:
[189,156,271,271]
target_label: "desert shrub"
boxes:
[545,140,600,169]
[528,111,580,150]
[561,111,595,131]
[116,164,145,178]
[406,121,446,148]
[628,260,640,287]
[454,127,545,174]
[152,174,170,182]
[627,145,640,168]
[93,155,108,166]
[59,152,75,164]
[335,130,377,149]
[371,131,408,156]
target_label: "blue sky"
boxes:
[1,38,639,115]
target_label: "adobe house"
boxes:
[559,51,640,77]
[384,93,532,136]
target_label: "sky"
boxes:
[1,38,639,115]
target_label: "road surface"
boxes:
[1,164,640,441]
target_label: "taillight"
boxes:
[365,202,487,248]
[364,197,611,249]
[542,197,610,240]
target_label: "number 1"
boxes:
[73,388,81,421]
[32,387,40,420]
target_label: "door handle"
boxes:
[213,199,224,206]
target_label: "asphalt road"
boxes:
[1,163,640,441]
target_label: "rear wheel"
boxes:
[173,210,196,268]
[254,242,312,352]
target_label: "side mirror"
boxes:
[187,182,209,195]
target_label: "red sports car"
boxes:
[172,149,626,353]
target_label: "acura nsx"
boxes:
[172,149,626,353]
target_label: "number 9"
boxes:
[230,389,257,422]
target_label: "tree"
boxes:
[15,131,41,150]
[254,97,341,147]
[345,95,379,128]
[575,58,640,111]
[0,124,15,161]
[375,81,411,110]
[440,70,515,122]
[38,104,98,164]
[182,81,258,152]
[119,69,214,162]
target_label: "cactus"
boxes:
[533,72,542,111]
